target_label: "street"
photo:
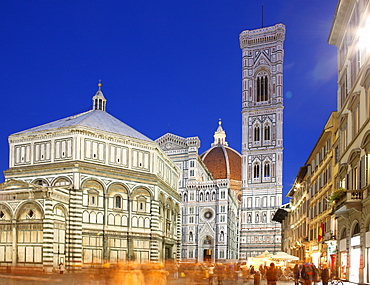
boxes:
[0,272,297,285]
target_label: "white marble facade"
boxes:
[156,126,240,263]
[239,24,285,259]
[0,86,181,272]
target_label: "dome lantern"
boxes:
[212,119,228,147]
[92,80,107,111]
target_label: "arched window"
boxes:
[33,179,48,186]
[253,164,260,179]
[256,214,259,223]
[264,162,271,177]
[254,126,260,141]
[257,74,269,102]
[262,212,267,223]
[353,223,360,236]
[220,231,224,241]
[200,192,204,202]
[264,125,271,140]
[189,232,193,242]
[115,196,122,209]
[212,192,216,201]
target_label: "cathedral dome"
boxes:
[201,145,241,181]
[200,120,241,181]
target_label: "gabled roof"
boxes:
[12,109,152,142]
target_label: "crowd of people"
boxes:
[168,260,332,285]
[52,260,333,285]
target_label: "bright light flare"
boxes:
[358,18,370,51]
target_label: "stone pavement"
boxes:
[0,273,359,285]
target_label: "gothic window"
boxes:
[264,162,271,177]
[256,74,269,102]
[247,214,252,223]
[353,223,360,236]
[220,231,224,241]
[189,231,193,242]
[206,192,210,201]
[264,125,271,141]
[255,214,259,223]
[254,126,260,141]
[253,163,260,179]
[200,192,203,201]
[190,192,194,200]
[212,191,216,201]
[262,212,267,223]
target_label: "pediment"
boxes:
[254,52,271,67]
[199,220,215,237]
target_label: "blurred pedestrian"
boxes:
[266,263,278,285]
[254,270,261,285]
[59,262,65,274]
[301,262,315,285]
[293,264,300,285]
[321,264,330,285]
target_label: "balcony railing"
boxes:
[333,188,363,213]
[347,189,363,201]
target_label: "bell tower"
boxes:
[239,23,285,259]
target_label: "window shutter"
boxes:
[360,155,365,188]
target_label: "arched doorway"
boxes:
[202,235,213,263]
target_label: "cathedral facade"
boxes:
[156,121,241,262]
[239,24,286,259]
[0,85,181,272]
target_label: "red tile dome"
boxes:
[201,145,241,181]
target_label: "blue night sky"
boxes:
[0,0,338,203]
